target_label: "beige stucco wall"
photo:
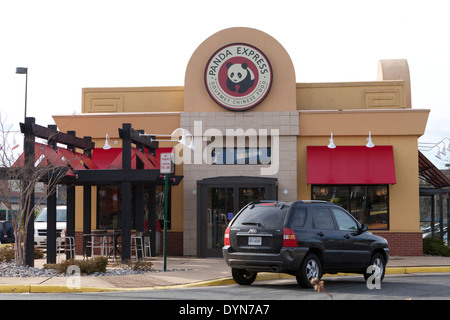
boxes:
[184,27,296,112]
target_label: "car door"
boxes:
[311,207,343,268]
[331,207,371,268]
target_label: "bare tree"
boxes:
[0,114,67,266]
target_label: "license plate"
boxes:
[248,236,262,245]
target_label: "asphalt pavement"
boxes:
[0,255,450,293]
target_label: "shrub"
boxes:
[44,256,109,275]
[0,245,44,262]
[423,236,450,257]
[113,259,154,272]
[0,244,15,262]
[34,247,45,259]
[130,260,153,272]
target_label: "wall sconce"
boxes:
[418,138,450,160]
[140,128,195,150]
[327,132,336,149]
[177,130,195,150]
[366,131,375,148]
[103,133,118,150]
[435,141,447,159]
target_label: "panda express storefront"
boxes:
[53,27,430,257]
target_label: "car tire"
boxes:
[296,253,322,288]
[364,252,386,282]
[231,268,257,285]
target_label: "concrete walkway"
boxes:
[0,255,449,293]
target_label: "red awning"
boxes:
[307,146,396,185]
[90,147,169,170]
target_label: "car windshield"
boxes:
[35,208,67,222]
[233,203,289,228]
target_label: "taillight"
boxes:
[283,228,298,247]
[224,227,230,246]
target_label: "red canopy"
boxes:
[307,146,396,185]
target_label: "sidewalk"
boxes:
[0,255,449,293]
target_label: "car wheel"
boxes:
[364,252,386,282]
[296,253,322,288]
[231,268,257,285]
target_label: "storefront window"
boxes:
[155,185,171,230]
[211,147,271,165]
[312,185,389,230]
[97,184,171,230]
[97,185,127,229]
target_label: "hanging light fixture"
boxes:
[327,132,336,149]
[366,131,375,148]
[103,134,111,150]
[103,133,118,150]
[435,148,442,160]
[139,128,195,150]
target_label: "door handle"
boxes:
[344,234,350,239]
[316,231,324,237]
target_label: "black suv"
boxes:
[0,221,15,244]
[223,200,389,288]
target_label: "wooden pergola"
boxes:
[7,118,182,266]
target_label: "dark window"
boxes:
[97,184,171,230]
[289,206,308,228]
[312,185,389,230]
[234,204,288,228]
[97,185,127,229]
[212,147,271,165]
[155,185,171,230]
[312,208,335,230]
[332,208,358,231]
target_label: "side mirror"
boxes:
[360,224,369,233]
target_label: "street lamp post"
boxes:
[16,67,28,121]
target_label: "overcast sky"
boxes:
[1,0,449,166]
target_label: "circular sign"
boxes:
[204,43,273,111]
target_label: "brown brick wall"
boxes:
[374,232,423,256]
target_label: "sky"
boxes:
[1,0,449,167]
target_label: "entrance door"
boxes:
[197,176,277,257]
[206,187,233,252]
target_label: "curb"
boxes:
[1,266,449,293]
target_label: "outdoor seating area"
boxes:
[56,231,152,263]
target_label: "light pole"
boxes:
[16,67,28,121]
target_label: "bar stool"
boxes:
[85,232,105,258]
[142,231,152,258]
[102,233,114,259]
[56,236,75,262]
[131,231,151,260]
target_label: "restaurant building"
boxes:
[53,27,430,257]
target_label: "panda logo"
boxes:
[205,43,272,111]
[226,62,255,94]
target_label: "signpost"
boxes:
[160,152,173,271]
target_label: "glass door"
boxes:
[197,176,278,257]
[238,187,266,209]
[206,187,234,250]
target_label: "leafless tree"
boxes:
[0,114,67,266]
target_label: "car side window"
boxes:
[290,206,307,228]
[332,208,358,231]
[312,208,335,230]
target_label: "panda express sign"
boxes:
[205,43,273,111]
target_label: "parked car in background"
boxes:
[34,206,67,249]
[0,221,15,244]
[223,200,389,288]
